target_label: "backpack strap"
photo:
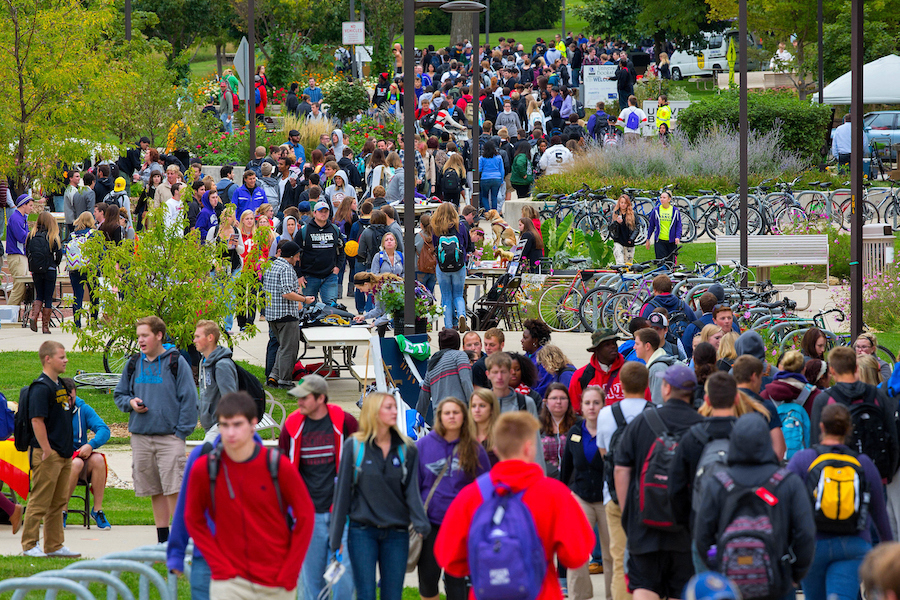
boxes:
[265,447,291,530]
[714,468,735,492]
[397,444,408,483]
[644,404,669,439]
[796,384,815,409]
[611,402,626,429]
[516,392,527,412]
[578,364,596,392]
[691,422,712,446]
[476,472,496,500]
[605,368,621,397]
[352,437,364,486]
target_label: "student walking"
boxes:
[645,191,682,263]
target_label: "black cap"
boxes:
[281,241,300,258]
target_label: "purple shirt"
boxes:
[786,444,893,543]
[416,431,490,525]
[5,209,27,255]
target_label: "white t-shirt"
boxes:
[538,144,573,175]
[616,106,648,134]
[596,397,652,504]
[164,198,184,236]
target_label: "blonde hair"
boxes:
[717,332,739,361]
[470,388,500,451]
[430,202,459,236]
[857,355,883,386]
[29,211,61,250]
[195,320,221,343]
[353,392,411,446]
[701,390,770,420]
[380,232,398,251]
[536,344,570,374]
[73,211,96,230]
[385,152,402,170]
[700,324,725,344]
[493,412,540,460]
[239,209,257,233]
[779,350,804,373]
[255,203,272,216]
[443,153,466,179]
[615,195,636,228]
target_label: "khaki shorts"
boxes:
[131,434,186,497]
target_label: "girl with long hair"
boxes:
[415,213,437,293]
[479,141,505,212]
[699,324,725,350]
[717,331,739,372]
[692,342,718,407]
[430,202,468,330]
[610,194,637,264]
[540,383,580,479]
[68,211,97,329]
[469,388,500,466]
[371,232,403,276]
[416,397,490,600]
[518,217,545,270]
[310,149,326,175]
[26,211,63,333]
[236,209,258,330]
[440,153,467,205]
[508,352,543,408]
[787,403,892,600]
[99,203,123,244]
[330,392,430,600]
[801,327,828,362]
[537,344,577,389]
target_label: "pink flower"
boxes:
[212,149,219,154]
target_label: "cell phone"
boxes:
[136,400,145,408]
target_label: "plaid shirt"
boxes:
[398,149,426,183]
[263,257,299,321]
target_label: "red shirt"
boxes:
[185,448,315,590]
[568,353,651,412]
[436,460,594,600]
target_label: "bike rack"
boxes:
[19,569,135,600]
[0,577,97,600]
[69,559,171,600]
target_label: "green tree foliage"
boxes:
[572,0,640,42]
[415,0,561,36]
[70,205,267,353]
[822,0,899,83]
[325,81,371,123]
[0,0,130,194]
[676,90,832,164]
[361,0,403,75]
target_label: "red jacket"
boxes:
[281,404,354,470]
[185,448,314,590]
[568,353,651,412]
[435,460,595,600]
[255,83,267,115]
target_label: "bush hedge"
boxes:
[676,90,833,165]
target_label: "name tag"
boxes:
[570,434,582,443]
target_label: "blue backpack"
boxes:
[468,473,546,600]
[625,110,640,131]
[777,384,814,460]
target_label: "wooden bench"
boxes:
[716,234,830,283]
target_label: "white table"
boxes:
[301,326,372,383]
[393,202,440,216]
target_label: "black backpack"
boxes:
[26,231,53,275]
[441,168,462,196]
[638,406,682,530]
[647,297,691,340]
[207,356,267,422]
[422,111,438,133]
[824,386,898,481]
[126,352,179,383]
[14,380,47,452]
[604,401,651,504]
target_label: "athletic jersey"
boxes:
[659,206,674,241]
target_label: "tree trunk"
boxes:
[450,13,469,47]
[216,43,223,77]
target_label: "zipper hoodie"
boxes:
[298,219,345,278]
[113,347,198,440]
[647,348,677,405]
[198,346,239,431]
[71,397,110,451]
[416,431,490,524]
[196,191,219,243]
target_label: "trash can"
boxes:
[862,223,894,279]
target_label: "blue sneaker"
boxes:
[91,509,111,530]
[62,511,67,529]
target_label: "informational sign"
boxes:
[355,45,373,63]
[233,37,249,100]
[583,64,619,107]
[641,100,693,135]
[342,21,365,45]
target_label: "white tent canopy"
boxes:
[821,54,900,105]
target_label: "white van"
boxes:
[668,30,759,80]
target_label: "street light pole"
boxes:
[850,0,864,337]
[739,0,748,287]
[472,12,480,208]
[248,0,256,161]
[403,0,416,335]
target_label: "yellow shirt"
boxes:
[657,105,672,129]
[659,206,674,241]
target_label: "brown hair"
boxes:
[652,275,673,294]
[829,346,857,376]
[619,361,649,396]
[539,384,577,434]
[801,327,827,360]
[485,351,512,372]
[435,397,482,477]
[705,372,738,409]
[699,292,718,314]
[493,412,540,460]
[470,388,500,450]
[635,327,660,350]
[820,403,852,442]
[39,340,65,363]
[518,218,544,250]
[195,319,221,343]
[136,315,166,338]
[732,355,763,384]
[217,391,259,424]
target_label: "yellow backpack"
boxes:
[807,445,870,535]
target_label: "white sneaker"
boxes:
[23,546,46,558]
[46,546,81,558]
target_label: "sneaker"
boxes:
[46,546,81,558]
[266,377,278,388]
[91,509,111,530]
[62,510,67,529]
[589,562,603,575]
[23,546,46,558]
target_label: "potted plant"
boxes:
[375,278,443,333]
[540,214,614,272]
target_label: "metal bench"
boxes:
[716,234,830,283]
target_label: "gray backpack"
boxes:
[691,423,731,518]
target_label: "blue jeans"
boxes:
[220,113,234,135]
[190,552,211,600]
[801,536,871,600]
[348,522,408,600]
[300,512,354,600]
[304,273,339,305]
[480,178,502,212]
[69,269,93,328]
[436,265,466,329]
[416,271,436,294]
[222,267,242,332]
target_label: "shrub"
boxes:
[323,79,371,123]
[281,115,334,157]
[834,265,900,332]
[632,77,691,109]
[342,116,402,153]
[676,90,832,164]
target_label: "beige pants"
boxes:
[6,253,28,306]
[569,495,613,600]
[613,243,635,265]
[209,577,294,600]
[22,448,72,553]
[605,501,632,600]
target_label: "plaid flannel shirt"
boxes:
[263,257,299,321]
[398,149,426,183]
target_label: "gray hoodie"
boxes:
[331,128,345,159]
[416,349,474,419]
[646,349,677,405]
[734,330,780,386]
[113,347,198,440]
[324,169,355,204]
[385,167,404,205]
[198,346,239,430]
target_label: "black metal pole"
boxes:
[818,0,825,171]
[472,12,480,209]
[248,0,256,160]
[485,0,490,46]
[403,0,416,334]
[850,0,864,337]
[125,0,131,41]
[561,0,565,48]
[350,0,357,80]
[739,0,748,288]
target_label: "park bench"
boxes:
[716,234,830,286]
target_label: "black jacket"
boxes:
[560,423,604,503]
[609,211,638,247]
[285,92,299,116]
[297,219,345,279]
[694,414,816,593]
[118,146,142,178]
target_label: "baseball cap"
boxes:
[587,328,619,351]
[288,374,328,398]
[280,241,301,258]
[298,201,311,212]
[254,74,262,81]
[314,201,330,212]
[662,364,697,391]
[114,177,127,192]
[648,313,669,328]
[289,129,300,136]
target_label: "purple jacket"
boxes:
[416,431,490,525]
[786,444,893,543]
[646,203,683,243]
[6,209,27,255]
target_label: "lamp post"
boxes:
[739,0,748,287]
[850,0,864,337]
[441,1,487,209]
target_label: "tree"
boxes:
[361,0,403,75]
[0,0,129,195]
[572,0,641,42]
[822,0,899,83]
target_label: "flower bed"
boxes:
[192,123,286,164]
[343,116,402,153]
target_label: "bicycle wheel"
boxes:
[680,213,697,243]
[882,200,900,232]
[838,198,880,230]
[702,206,739,240]
[575,212,607,238]
[538,285,584,332]
[804,194,841,226]
[606,292,644,335]
[774,206,808,233]
[104,336,138,374]
[742,205,764,236]
[578,286,618,333]
[633,215,649,245]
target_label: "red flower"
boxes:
[379,124,384,129]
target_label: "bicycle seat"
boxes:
[570,257,589,264]
[551,194,566,199]
[684,195,698,200]
[629,264,648,273]
[758,302,789,309]
[535,193,552,200]
[697,189,715,195]
[818,182,833,188]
